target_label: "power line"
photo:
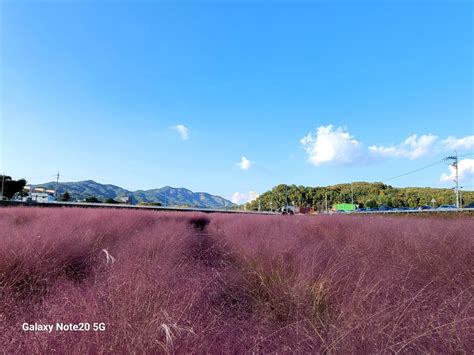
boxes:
[9,174,57,181]
[381,159,444,182]
[381,152,473,183]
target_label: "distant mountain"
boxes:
[36,180,235,208]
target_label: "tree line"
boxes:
[246,182,474,211]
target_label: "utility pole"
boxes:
[444,151,459,208]
[270,191,273,212]
[1,173,5,200]
[55,171,60,200]
[351,182,354,207]
[272,192,273,211]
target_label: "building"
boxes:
[23,186,56,203]
[22,192,56,203]
[117,196,130,204]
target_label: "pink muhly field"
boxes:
[0,207,472,353]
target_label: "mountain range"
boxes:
[36,180,235,208]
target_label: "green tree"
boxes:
[1,175,27,199]
[246,182,474,212]
[58,192,71,201]
[85,196,100,203]
[365,199,377,209]
[105,198,118,204]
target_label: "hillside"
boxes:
[247,182,474,210]
[37,180,235,208]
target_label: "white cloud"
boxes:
[369,134,438,160]
[237,156,254,170]
[440,159,474,183]
[300,125,472,167]
[300,125,362,166]
[442,135,474,150]
[231,192,246,204]
[248,191,259,202]
[231,191,259,204]
[171,124,189,140]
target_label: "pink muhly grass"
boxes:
[0,207,472,352]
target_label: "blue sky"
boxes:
[1,0,473,202]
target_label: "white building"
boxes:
[117,196,130,204]
[23,192,56,203]
[23,186,56,203]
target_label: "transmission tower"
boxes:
[444,151,459,208]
